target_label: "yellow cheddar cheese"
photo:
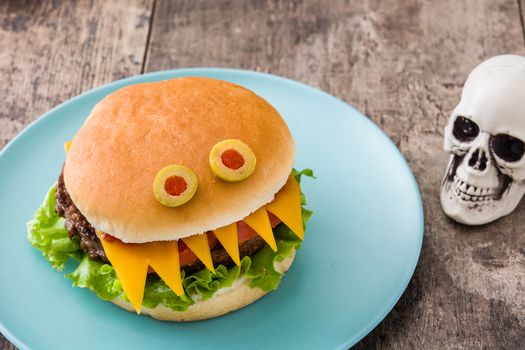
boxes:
[99,235,150,313]
[214,223,240,265]
[145,241,184,297]
[99,234,184,314]
[182,233,215,272]
[266,175,304,239]
[64,141,72,153]
[244,207,277,251]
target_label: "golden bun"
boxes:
[64,77,295,242]
[111,250,296,321]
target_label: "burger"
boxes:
[27,77,313,321]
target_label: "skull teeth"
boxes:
[452,177,495,202]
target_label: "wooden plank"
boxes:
[0,0,153,348]
[0,337,15,350]
[0,0,153,150]
[145,0,525,348]
[518,0,525,45]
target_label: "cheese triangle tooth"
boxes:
[244,207,277,251]
[182,233,215,272]
[146,241,184,297]
[266,175,304,240]
[99,234,149,314]
[64,141,72,153]
[214,223,240,265]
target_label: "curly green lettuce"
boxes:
[27,169,314,312]
[27,186,81,270]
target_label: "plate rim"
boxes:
[0,67,424,350]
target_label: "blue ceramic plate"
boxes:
[0,69,423,349]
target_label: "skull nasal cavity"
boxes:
[468,149,488,171]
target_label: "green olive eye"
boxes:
[153,165,198,207]
[209,139,256,182]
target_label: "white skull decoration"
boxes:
[441,55,525,225]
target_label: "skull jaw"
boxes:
[440,156,525,225]
[440,186,506,225]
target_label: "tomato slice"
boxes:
[177,240,197,266]
[268,212,281,228]
[236,221,258,242]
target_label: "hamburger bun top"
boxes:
[64,77,295,243]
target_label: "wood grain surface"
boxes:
[0,0,153,149]
[1,0,525,349]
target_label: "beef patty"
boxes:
[55,170,267,274]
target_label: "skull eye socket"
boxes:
[453,116,479,141]
[490,134,525,162]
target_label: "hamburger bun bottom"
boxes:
[111,249,296,321]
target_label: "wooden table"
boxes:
[1,1,525,348]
